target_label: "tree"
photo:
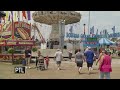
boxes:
[8,48,15,64]
[32,47,38,52]
[32,46,38,63]
[111,38,117,42]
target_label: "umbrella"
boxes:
[99,38,115,45]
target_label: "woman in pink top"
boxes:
[98,50,112,79]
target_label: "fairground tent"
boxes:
[99,38,115,45]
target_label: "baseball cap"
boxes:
[57,49,60,51]
[88,47,91,49]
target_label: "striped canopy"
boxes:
[99,38,115,45]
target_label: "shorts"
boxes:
[56,61,61,64]
[99,71,110,79]
[25,57,31,65]
[69,53,72,59]
[76,61,83,67]
[87,62,93,67]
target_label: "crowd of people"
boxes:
[23,46,112,79]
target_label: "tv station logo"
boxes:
[14,66,25,74]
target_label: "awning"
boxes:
[99,38,115,45]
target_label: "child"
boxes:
[21,56,27,68]
[44,56,50,69]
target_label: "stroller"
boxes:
[37,55,45,71]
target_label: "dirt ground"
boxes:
[0,58,120,79]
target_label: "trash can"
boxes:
[22,59,26,66]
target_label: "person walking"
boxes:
[54,49,63,70]
[44,55,50,69]
[36,50,41,67]
[96,50,105,65]
[68,49,72,61]
[84,47,95,74]
[75,49,85,74]
[25,47,32,69]
[98,50,112,79]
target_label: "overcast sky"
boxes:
[79,11,120,34]
[31,11,120,40]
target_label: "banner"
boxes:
[0,40,34,46]
[27,11,31,20]
[83,37,99,48]
[1,21,12,39]
[14,21,31,40]
[108,33,120,38]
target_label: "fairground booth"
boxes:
[0,21,35,61]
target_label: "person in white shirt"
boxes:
[54,49,63,70]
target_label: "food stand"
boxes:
[0,21,35,61]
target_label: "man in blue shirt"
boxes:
[84,47,95,74]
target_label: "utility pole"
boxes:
[34,24,36,41]
[59,20,65,53]
[88,11,90,35]
[84,24,86,35]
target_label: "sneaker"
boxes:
[58,68,60,70]
[25,66,27,69]
[78,71,80,74]
[91,68,93,70]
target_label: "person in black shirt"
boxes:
[68,49,72,61]
[25,47,31,69]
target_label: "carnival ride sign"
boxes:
[80,32,120,39]
[66,26,80,39]
[66,32,80,38]
[109,33,120,38]
[18,41,34,46]
[83,37,99,47]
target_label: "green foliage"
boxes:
[111,38,117,42]
[13,56,24,65]
[32,47,37,52]
[8,48,15,54]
